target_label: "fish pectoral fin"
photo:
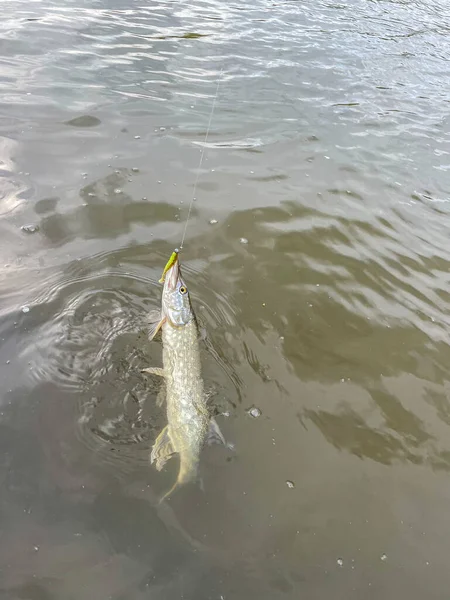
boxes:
[141,367,165,377]
[148,310,166,341]
[151,425,175,471]
[204,386,217,405]
[206,417,226,446]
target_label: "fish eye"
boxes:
[179,286,187,295]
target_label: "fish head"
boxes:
[162,254,193,327]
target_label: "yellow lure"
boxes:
[159,250,179,283]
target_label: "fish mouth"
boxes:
[163,252,180,292]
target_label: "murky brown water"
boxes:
[1,0,450,597]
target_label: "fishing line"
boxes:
[179,67,223,251]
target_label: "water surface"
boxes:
[1,0,450,598]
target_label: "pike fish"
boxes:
[143,251,225,501]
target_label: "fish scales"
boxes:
[163,317,209,460]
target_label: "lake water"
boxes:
[1,0,450,598]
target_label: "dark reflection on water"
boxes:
[1,0,450,597]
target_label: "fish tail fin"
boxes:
[158,453,198,504]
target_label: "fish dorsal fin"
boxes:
[148,309,166,341]
[207,417,226,446]
[151,425,175,470]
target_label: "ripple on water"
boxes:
[14,266,166,471]
[13,252,241,473]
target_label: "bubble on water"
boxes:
[21,224,39,234]
[209,219,218,225]
[157,180,162,184]
[247,407,261,418]
[131,167,139,173]
[240,237,248,244]
[286,480,295,489]
[114,188,122,194]
[21,306,30,313]
[134,135,141,139]
[142,196,147,201]
[380,553,387,561]
[337,558,343,567]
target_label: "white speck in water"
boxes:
[248,407,261,418]
[426,561,430,566]
[286,480,295,489]
[132,167,139,172]
[209,219,218,225]
[142,197,147,201]
[34,546,39,552]
[21,306,30,313]
[21,224,39,234]
[114,188,122,194]
[157,180,162,184]
[134,135,141,139]
[240,237,248,244]
[160,127,166,131]
[380,553,387,561]
[337,558,343,567]
[6,360,10,365]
